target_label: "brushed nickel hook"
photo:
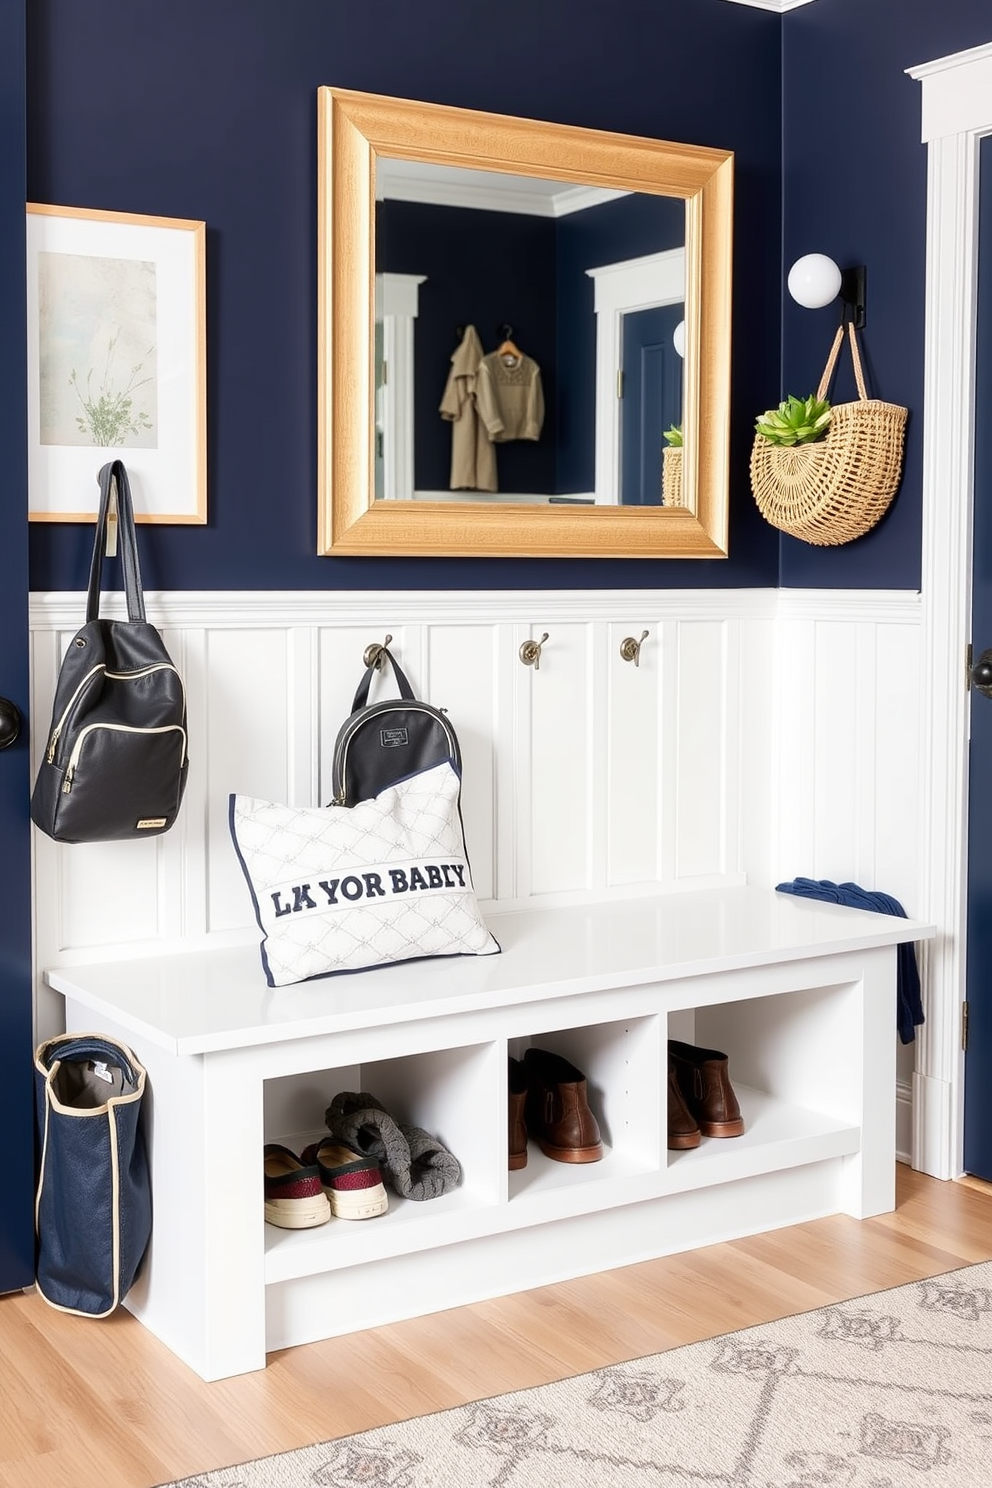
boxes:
[363,634,393,670]
[619,630,650,667]
[519,633,549,671]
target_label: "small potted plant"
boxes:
[662,424,683,507]
[754,394,831,448]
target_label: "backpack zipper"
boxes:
[46,665,105,762]
[333,704,458,806]
[46,662,185,764]
[104,662,186,712]
[61,723,188,794]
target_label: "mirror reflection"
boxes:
[374,157,686,507]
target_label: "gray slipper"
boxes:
[324,1091,411,1182]
[325,1092,460,1200]
[394,1124,461,1201]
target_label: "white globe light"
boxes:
[673,319,686,358]
[788,253,843,310]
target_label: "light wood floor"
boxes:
[2,1165,991,1488]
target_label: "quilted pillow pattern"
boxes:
[230,760,499,986]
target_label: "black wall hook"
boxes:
[839,265,867,328]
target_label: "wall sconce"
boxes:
[673,319,686,359]
[787,253,867,328]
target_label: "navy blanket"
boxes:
[775,878,924,1044]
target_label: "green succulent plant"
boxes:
[662,424,683,447]
[755,394,831,448]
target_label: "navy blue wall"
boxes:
[25,0,782,591]
[0,0,37,1293]
[32,1,987,592]
[781,0,992,589]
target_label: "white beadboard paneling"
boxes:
[425,624,498,903]
[773,595,923,915]
[57,838,162,949]
[675,620,728,880]
[207,628,297,935]
[812,621,863,881]
[738,612,777,888]
[608,619,662,886]
[525,622,593,896]
[29,589,922,1006]
[776,616,818,880]
[872,622,923,908]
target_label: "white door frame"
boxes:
[374,272,426,501]
[908,41,992,1178]
[586,249,685,506]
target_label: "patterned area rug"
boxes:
[162,1261,992,1488]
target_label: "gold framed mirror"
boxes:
[317,87,733,558]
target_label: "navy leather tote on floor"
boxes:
[33,1033,152,1317]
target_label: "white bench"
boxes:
[47,884,932,1382]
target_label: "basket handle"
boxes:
[816,321,869,404]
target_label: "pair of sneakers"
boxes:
[263,1139,388,1229]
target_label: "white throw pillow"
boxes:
[230,760,499,987]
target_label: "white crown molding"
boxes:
[29,587,920,633]
[720,0,818,12]
[376,159,627,218]
[775,589,922,624]
[907,42,992,142]
[30,588,780,630]
[551,185,630,218]
[907,38,992,81]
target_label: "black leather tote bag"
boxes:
[31,460,189,843]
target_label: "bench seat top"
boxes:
[45,885,933,1056]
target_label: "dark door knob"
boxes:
[0,697,21,750]
[972,648,992,698]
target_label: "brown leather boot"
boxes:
[523,1047,604,1163]
[667,1058,701,1149]
[508,1056,528,1170]
[668,1039,745,1138]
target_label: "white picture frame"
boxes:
[26,203,206,523]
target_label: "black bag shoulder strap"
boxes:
[351,646,416,711]
[86,460,146,624]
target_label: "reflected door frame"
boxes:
[374,272,425,500]
[587,248,685,506]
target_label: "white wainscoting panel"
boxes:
[772,592,923,912]
[30,589,923,1061]
[675,618,733,880]
[607,619,662,886]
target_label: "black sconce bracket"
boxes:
[839,265,867,328]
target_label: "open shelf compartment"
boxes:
[263,1038,502,1280]
[665,979,866,1189]
[508,1012,663,1201]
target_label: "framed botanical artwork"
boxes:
[26,204,206,523]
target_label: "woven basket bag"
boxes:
[749,322,908,545]
[662,446,684,507]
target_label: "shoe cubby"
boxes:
[664,980,864,1189]
[507,1014,663,1202]
[262,1039,504,1279]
